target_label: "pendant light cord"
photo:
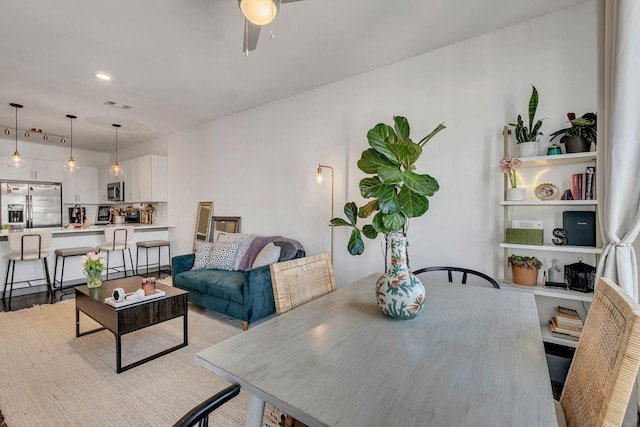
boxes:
[14,106,18,151]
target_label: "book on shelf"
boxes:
[550,327,580,342]
[585,166,595,200]
[555,306,584,328]
[511,219,543,229]
[550,317,583,337]
[572,174,582,200]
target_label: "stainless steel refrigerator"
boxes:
[1,182,62,229]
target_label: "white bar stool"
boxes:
[97,226,135,280]
[136,240,171,277]
[53,246,98,294]
[3,230,53,309]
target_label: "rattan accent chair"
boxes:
[555,277,640,427]
[269,252,336,315]
[413,266,500,289]
[172,383,241,427]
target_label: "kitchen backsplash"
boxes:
[63,202,167,225]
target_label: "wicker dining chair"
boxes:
[555,277,640,427]
[267,252,335,427]
[270,252,336,315]
[413,266,500,289]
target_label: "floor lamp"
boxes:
[317,164,334,264]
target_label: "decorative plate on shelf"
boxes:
[534,183,559,200]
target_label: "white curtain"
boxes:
[596,0,640,301]
[596,1,640,425]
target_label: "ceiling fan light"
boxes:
[8,151,26,169]
[240,0,279,25]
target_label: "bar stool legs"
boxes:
[136,240,171,277]
[53,246,98,295]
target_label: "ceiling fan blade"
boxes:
[242,19,261,53]
[281,0,304,3]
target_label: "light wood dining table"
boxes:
[195,272,557,427]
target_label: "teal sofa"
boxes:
[171,237,304,330]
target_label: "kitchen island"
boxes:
[0,224,173,296]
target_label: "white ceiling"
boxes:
[0,0,589,153]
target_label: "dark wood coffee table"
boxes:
[75,276,188,373]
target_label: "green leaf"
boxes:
[377,188,400,215]
[359,177,393,199]
[418,123,446,147]
[378,165,403,184]
[367,124,397,162]
[398,186,429,218]
[393,116,410,143]
[384,142,411,166]
[344,202,358,225]
[348,229,364,255]
[404,142,422,168]
[358,199,379,218]
[357,148,394,174]
[402,170,440,196]
[362,224,378,239]
[329,218,351,227]
[380,212,406,233]
[528,85,539,132]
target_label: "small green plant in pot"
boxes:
[508,255,542,286]
[509,85,544,157]
[549,112,597,153]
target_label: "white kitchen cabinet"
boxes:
[63,167,98,204]
[0,157,64,183]
[122,155,167,203]
[98,165,113,203]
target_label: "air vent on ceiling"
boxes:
[104,101,132,109]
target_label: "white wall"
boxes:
[165,2,597,286]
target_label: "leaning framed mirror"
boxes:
[210,216,241,240]
[194,202,214,250]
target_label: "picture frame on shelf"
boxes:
[534,183,559,201]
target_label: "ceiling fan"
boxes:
[237,0,304,54]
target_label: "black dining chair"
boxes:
[172,383,241,427]
[413,266,500,289]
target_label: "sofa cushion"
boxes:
[252,243,281,268]
[192,241,214,270]
[218,233,256,270]
[175,269,246,304]
[206,240,241,271]
[239,235,280,270]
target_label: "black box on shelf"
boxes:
[563,211,596,247]
[565,260,596,293]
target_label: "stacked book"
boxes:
[549,306,584,341]
[571,166,596,200]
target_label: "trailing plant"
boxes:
[508,255,542,270]
[330,116,445,258]
[509,85,544,143]
[549,112,597,145]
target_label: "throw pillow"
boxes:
[252,243,282,268]
[218,233,256,270]
[192,241,214,270]
[206,241,241,271]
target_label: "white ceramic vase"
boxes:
[375,234,425,320]
[506,187,526,201]
[517,141,538,157]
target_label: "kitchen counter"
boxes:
[0,223,172,238]
[0,224,174,296]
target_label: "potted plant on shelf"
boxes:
[549,112,597,153]
[509,85,544,157]
[508,255,542,286]
[500,155,524,201]
[330,115,445,320]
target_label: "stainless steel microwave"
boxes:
[107,182,124,202]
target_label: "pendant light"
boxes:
[63,114,79,173]
[7,103,26,169]
[110,124,123,178]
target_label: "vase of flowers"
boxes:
[81,251,106,288]
[500,155,525,201]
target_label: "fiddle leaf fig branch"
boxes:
[330,116,445,256]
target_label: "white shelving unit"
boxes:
[500,127,599,348]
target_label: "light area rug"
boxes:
[0,300,281,426]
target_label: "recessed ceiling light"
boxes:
[94,72,113,81]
